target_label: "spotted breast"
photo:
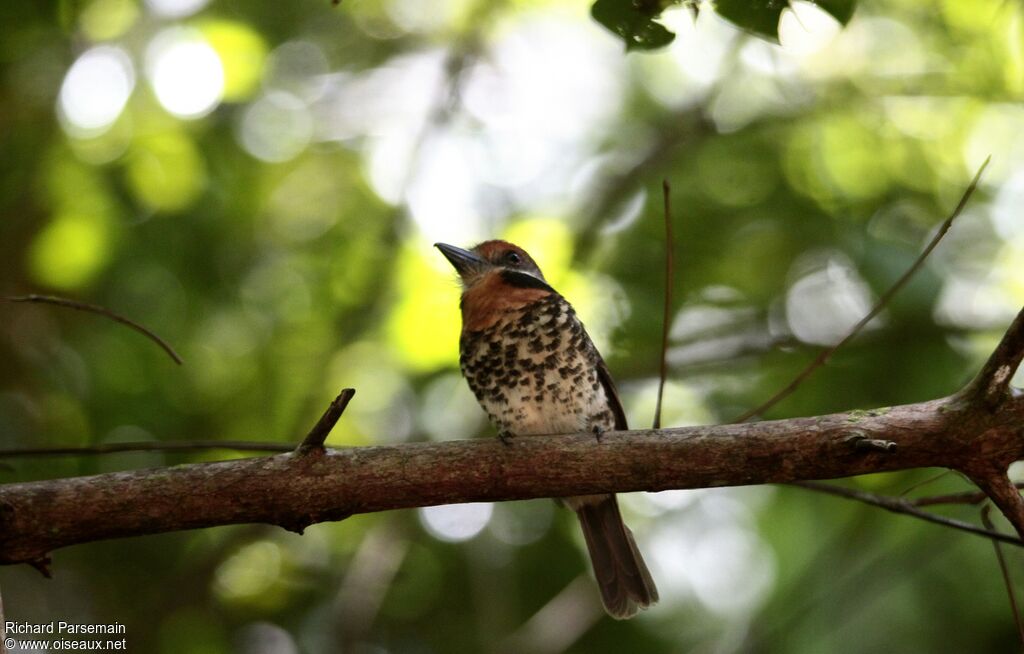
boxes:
[459,293,616,438]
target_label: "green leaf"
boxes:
[812,0,857,25]
[591,0,678,52]
[589,0,856,50]
[713,0,788,42]
[714,0,858,42]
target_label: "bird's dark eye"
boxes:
[504,251,522,266]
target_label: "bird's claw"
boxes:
[592,425,605,442]
[498,431,515,447]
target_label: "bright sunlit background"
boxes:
[1,0,1023,651]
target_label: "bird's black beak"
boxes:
[435,243,487,278]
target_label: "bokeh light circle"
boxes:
[58,46,135,134]
[147,27,224,119]
[419,503,494,542]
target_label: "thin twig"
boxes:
[297,388,356,454]
[733,156,991,422]
[982,505,1024,647]
[0,392,357,459]
[573,37,746,263]
[912,482,1024,507]
[653,179,675,430]
[791,480,1024,548]
[898,469,955,498]
[0,441,294,458]
[3,295,183,365]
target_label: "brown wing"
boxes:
[595,357,628,431]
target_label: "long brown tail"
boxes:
[575,495,658,619]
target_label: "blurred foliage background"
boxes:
[1,0,1023,652]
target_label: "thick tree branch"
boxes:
[798,300,1024,539]
[1,294,1021,573]
[947,302,1024,539]
[2,382,1024,568]
[963,304,1024,411]
[967,471,1024,540]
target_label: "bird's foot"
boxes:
[592,425,605,443]
[498,430,515,447]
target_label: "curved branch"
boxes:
[733,156,990,422]
[912,483,1024,507]
[981,505,1024,647]
[2,389,1024,568]
[3,295,183,365]
[792,481,1023,547]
